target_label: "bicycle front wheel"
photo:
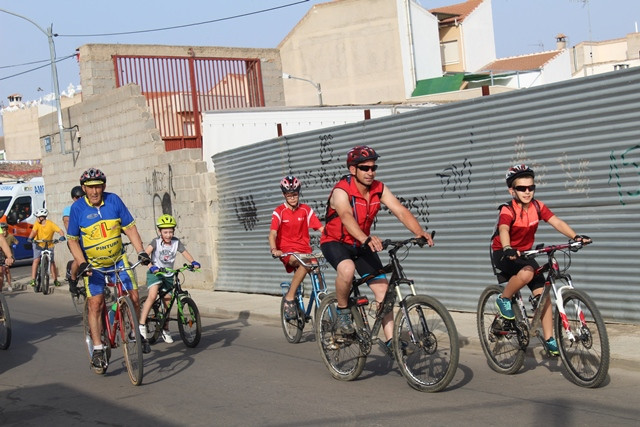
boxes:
[0,294,12,350]
[477,285,526,374]
[41,256,50,295]
[177,296,201,348]
[82,299,110,372]
[140,296,163,345]
[393,295,459,392]
[280,297,304,344]
[314,293,366,381]
[118,296,143,386]
[554,287,610,388]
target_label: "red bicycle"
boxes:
[82,252,144,386]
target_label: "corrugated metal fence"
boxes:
[212,68,640,323]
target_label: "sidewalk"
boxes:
[6,282,638,370]
[187,289,640,371]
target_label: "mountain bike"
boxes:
[277,252,328,343]
[31,238,64,295]
[0,291,11,350]
[315,235,460,392]
[82,253,144,386]
[140,264,202,348]
[477,240,609,388]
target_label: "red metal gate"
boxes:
[113,55,265,151]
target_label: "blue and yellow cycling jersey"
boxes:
[67,192,136,267]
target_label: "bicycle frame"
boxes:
[151,269,190,330]
[279,252,328,320]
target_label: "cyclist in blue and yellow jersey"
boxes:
[320,145,433,350]
[67,168,151,372]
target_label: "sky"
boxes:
[1,0,639,133]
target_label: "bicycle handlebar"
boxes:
[380,230,436,252]
[521,239,592,259]
[276,252,326,269]
[156,263,200,275]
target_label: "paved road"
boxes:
[1,268,639,426]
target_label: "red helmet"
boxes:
[505,164,534,187]
[280,175,301,193]
[347,145,379,166]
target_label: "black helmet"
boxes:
[71,185,85,199]
[80,168,107,185]
[505,164,534,187]
[280,175,301,193]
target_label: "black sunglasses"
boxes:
[356,165,378,172]
[514,185,536,192]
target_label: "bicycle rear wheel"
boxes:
[140,296,163,345]
[118,296,143,386]
[393,295,459,392]
[554,287,609,388]
[314,293,366,381]
[280,297,304,344]
[477,285,526,374]
[177,296,201,348]
[0,294,11,350]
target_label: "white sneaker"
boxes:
[6,286,12,292]
[162,330,174,343]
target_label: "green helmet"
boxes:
[156,214,177,229]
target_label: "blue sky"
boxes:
[1,0,638,127]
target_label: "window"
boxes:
[441,40,460,65]
[6,196,32,225]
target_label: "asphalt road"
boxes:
[1,266,639,427]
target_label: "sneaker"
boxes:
[162,329,174,343]
[495,297,515,320]
[91,349,105,373]
[5,286,11,292]
[142,339,151,354]
[29,279,36,287]
[385,339,410,359]
[546,337,560,356]
[283,298,298,320]
[54,280,61,287]
[336,307,355,335]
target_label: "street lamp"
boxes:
[282,73,323,106]
[0,8,67,154]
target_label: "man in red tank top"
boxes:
[321,146,433,347]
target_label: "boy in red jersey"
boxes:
[268,176,323,319]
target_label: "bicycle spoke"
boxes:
[177,297,201,348]
[119,297,143,385]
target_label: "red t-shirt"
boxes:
[491,199,554,251]
[270,203,322,253]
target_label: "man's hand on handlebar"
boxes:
[78,262,92,277]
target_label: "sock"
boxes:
[139,324,147,339]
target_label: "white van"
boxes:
[0,177,46,260]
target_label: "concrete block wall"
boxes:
[39,84,216,290]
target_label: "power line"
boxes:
[56,0,310,38]
[0,58,52,70]
[0,53,76,81]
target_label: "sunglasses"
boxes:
[356,165,378,172]
[514,185,536,192]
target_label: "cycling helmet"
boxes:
[156,214,177,229]
[280,175,301,193]
[71,185,85,199]
[0,222,7,229]
[35,208,48,218]
[346,145,379,166]
[505,164,534,187]
[80,167,107,185]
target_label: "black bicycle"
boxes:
[140,264,202,348]
[0,291,11,350]
[315,235,459,392]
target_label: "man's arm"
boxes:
[68,238,86,265]
[123,224,145,254]
[380,186,434,246]
[0,235,13,266]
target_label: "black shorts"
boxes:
[320,241,384,278]
[492,249,545,290]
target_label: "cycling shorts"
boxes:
[84,258,138,298]
[33,245,55,262]
[320,241,386,281]
[492,249,545,290]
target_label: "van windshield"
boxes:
[0,196,11,217]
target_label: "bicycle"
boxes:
[315,235,460,392]
[140,264,202,348]
[30,238,64,295]
[82,252,144,386]
[277,252,328,343]
[0,291,11,350]
[477,240,610,388]
[68,259,87,313]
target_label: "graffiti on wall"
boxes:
[558,153,590,196]
[609,145,640,206]
[233,195,259,231]
[437,158,472,199]
[146,165,176,218]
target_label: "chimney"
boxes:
[7,94,23,107]
[556,33,567,50]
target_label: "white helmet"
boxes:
[35,208,48,217]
